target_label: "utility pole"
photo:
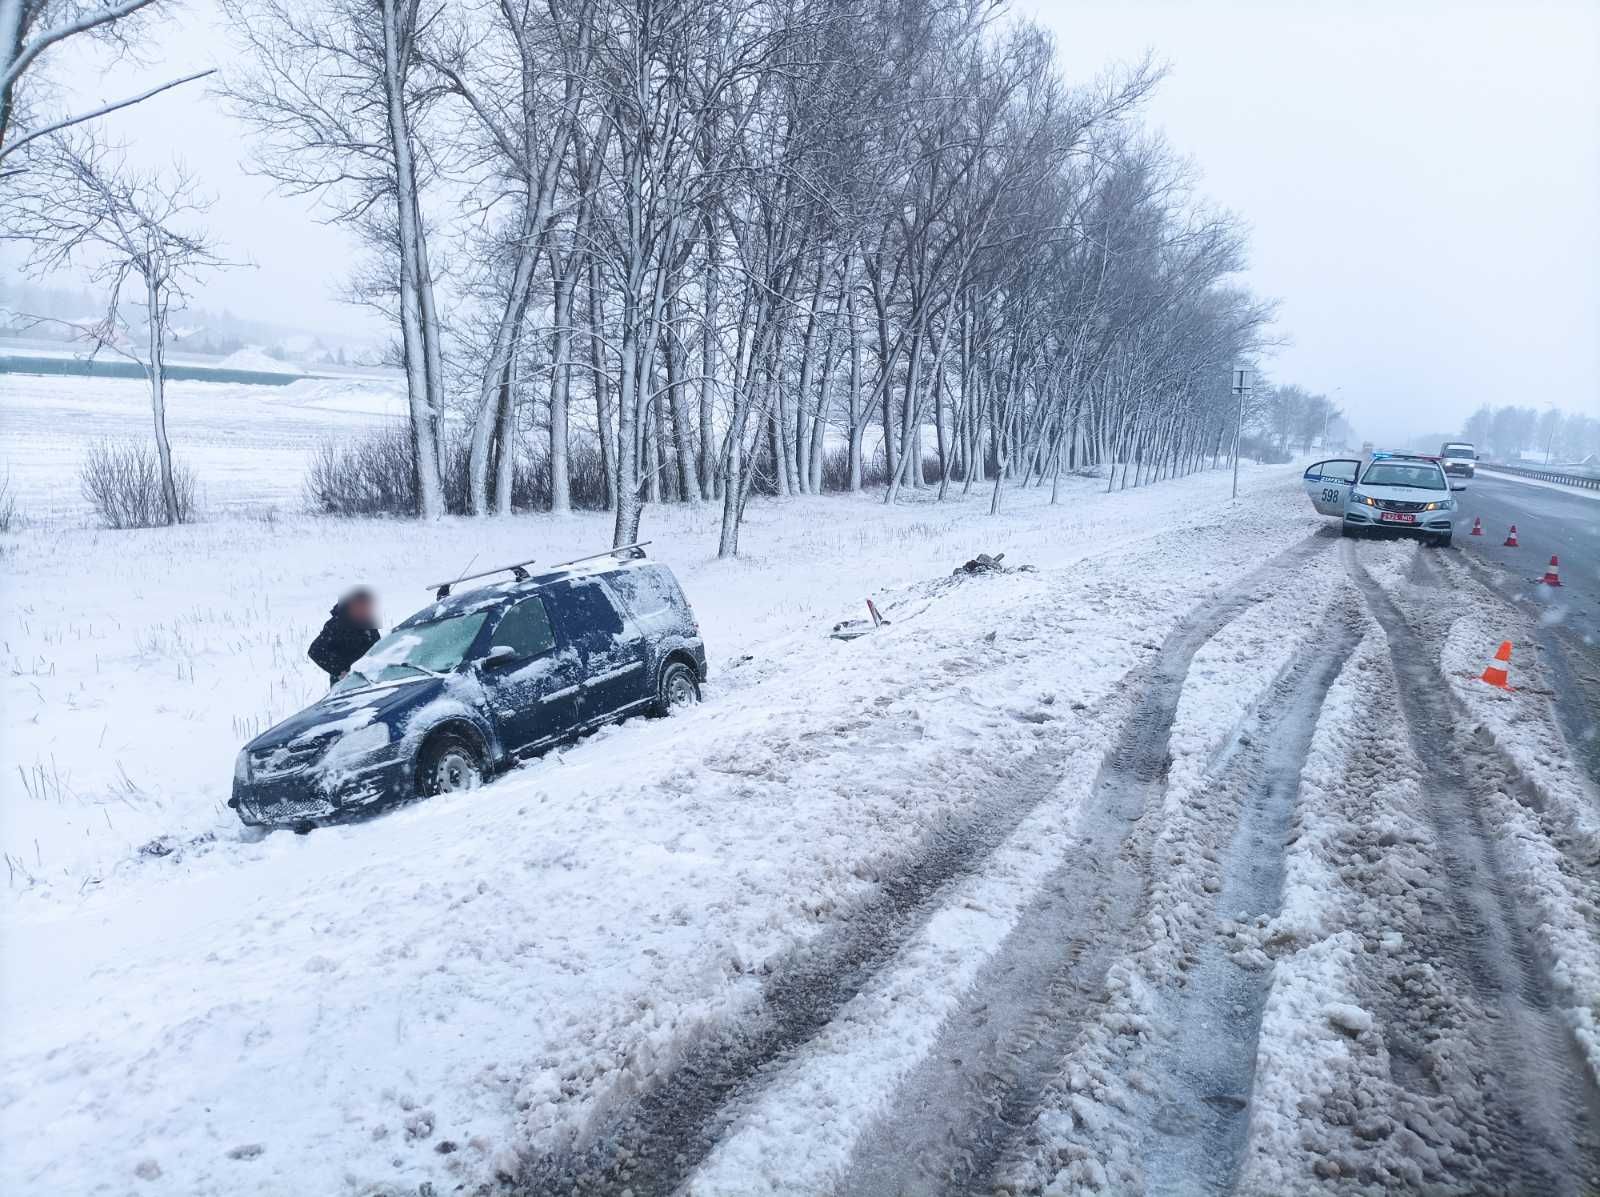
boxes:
[1231,367,1252,500]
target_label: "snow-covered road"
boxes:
[3,463,1598,1195]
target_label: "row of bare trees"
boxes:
[212,0,1270,552]
[2,0,1273,545]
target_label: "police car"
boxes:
[1302,451,1464,547]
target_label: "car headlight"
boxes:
[234,748,252,783]
[319,721,393,770]
[1420,499,1455,511]
[1352,492,1379,507]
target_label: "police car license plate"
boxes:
[1379,512,1417,524]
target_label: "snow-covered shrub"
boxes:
[819,444,905,492]
[78,439,197,529]
[0,470,17,533]
[308,425,613,516]
[306,424,421,517]
[516,437,611,510]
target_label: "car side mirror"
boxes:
[481,645,518,670]
[1450,481,1465,492]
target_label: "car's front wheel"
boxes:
[655,661,701,715]
[1433,532,1453,549]
[416,731,485,797]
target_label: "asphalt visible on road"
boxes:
[1454,470,1599,780]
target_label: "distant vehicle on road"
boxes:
[1301,451,1463,547]
[1439,440,1477,479]
[231,549,707,831]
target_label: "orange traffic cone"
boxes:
[1504,524,1519,547]
[1542,555,1562,587]
[1479,640,1514,689]
[1470,516,1483,536]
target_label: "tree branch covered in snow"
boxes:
[0,0,210,165]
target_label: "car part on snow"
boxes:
[1479,640,1514,690]
[951,552,1037,577]
[1541,555,1562,586]
[1504,524,1519,547]
[1470,516,1483,536]
[830,598,891,641]
[955,552,1006,575]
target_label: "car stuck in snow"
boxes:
[231,548,706,830]
[1301,451,1464,546]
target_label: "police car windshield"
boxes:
[333,612,489,692]
[1361,462,1446,490]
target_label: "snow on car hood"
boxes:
[246,675,444,752]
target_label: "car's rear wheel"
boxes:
[654,661,701,715]
[416,731,485,797]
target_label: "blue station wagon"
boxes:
[231,546,706,830]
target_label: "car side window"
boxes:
[566,581,625,636]
[1315,460,1359,483]
[490,596,556,660]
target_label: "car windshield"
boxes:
[1361,462,1447,490]
[332,612,489,693]
[1442,445,1473,458]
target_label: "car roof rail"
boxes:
[547,541,653,572]
[426,557,538,601]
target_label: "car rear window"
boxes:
[606,567,686,631]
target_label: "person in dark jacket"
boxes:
[308,587,381,684]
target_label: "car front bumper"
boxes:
[233,757,408,827]
[1343,510,1454,536]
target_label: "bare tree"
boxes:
[220,0,448,518]
[1,129,226,524]
[0,0,211,168]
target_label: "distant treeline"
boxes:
[1461,405,1598,464]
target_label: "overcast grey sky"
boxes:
[1027,0,1600,441]
[22,0,1600,442]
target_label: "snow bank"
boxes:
[218,348,305,374]
[1,463,1307,1194]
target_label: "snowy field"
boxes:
[0,371,407,521]
[2,381,1598,1195]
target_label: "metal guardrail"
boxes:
[1480,463,1600,491]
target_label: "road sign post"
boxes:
[1231,367,1253,500]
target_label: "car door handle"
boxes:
[542,685,579,702]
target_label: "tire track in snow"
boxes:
[510,741,1077,1197]
[1347,545,1600,1194]
[513,532,1330,1197]
[826,535,1336,1197]
[1131,604,1362,1194]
